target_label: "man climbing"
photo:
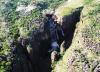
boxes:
[46,13,60,63]
[44,11,64,63]
[45,13,59,52]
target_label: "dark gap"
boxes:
[11,6,83,72]
[36,7,84,72]
[62,6,83,49]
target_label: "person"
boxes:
[45,13,59,53]
[51,41,59,51]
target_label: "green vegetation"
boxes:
[0,0,99,72]
[0,0,68,71]
[0,41,12,72]
[60,7,73,16]
[38,0,67,9]
[53,0,100,72]
[84,0,93,4]
[0,0,41,71]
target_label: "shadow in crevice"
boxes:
[12,6,83,72]
[29,31,52,72]
[38,35,52,72]
[36,7,84,72]
[61,6,83,49]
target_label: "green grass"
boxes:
[60,7,73,16]
[53,1,100,72]
[84,0,94,4]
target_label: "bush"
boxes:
[0,41,12,72]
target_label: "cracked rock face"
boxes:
[53,1,100,72]
[94,64,100,72]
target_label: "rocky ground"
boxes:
[53,0,100,72]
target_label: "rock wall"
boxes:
[53,0,100,72]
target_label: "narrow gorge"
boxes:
[11,6,83,72]
[0,0,100,72]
